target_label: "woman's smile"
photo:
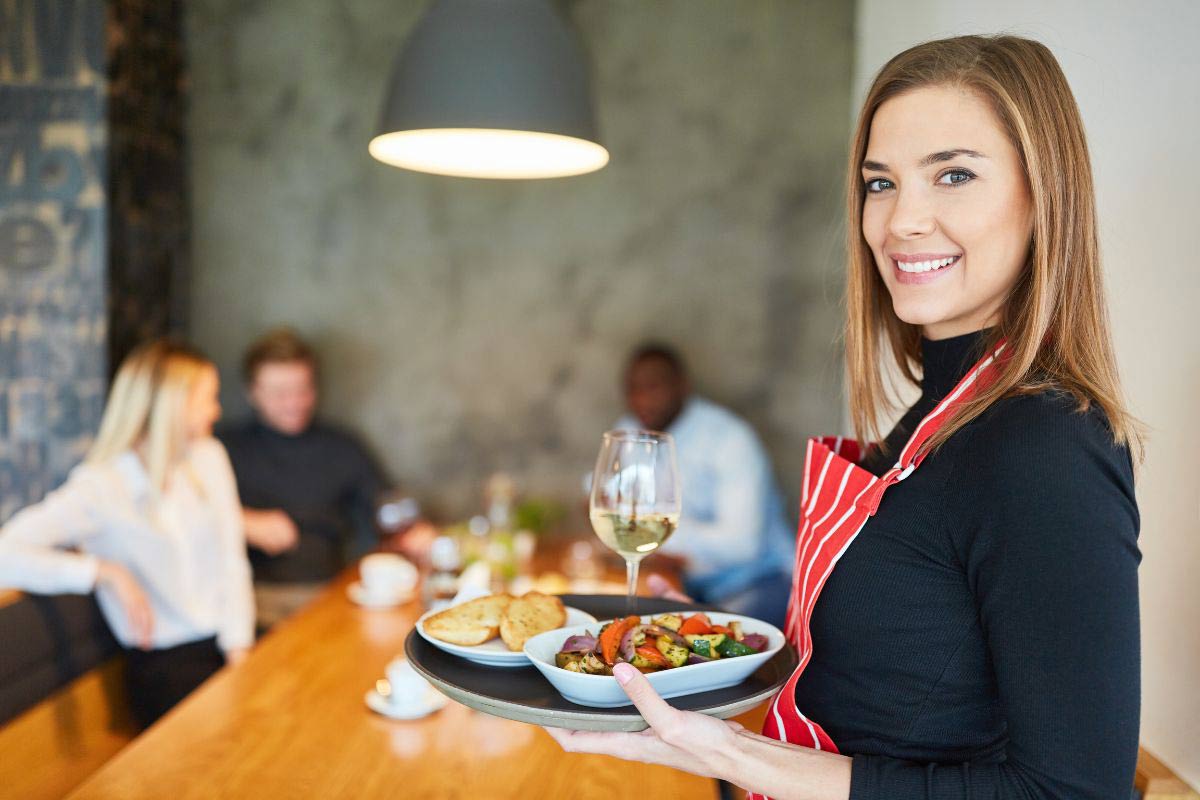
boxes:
[891,252,962,284]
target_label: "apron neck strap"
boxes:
[859,338,1010,516]
[898,338,1009,471]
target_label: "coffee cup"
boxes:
[385,657,434,709]
[360,553,417,600]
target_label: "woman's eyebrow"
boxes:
[920,148,986,166]
[862,149,987,172]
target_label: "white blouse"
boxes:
[0,437,255,654]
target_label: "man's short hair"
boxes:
[242,327,318,385]
[627,342,687,378]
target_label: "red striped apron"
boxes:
[748,341,1008,800]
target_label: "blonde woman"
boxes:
[0,341,254,728]
[547,35,1142,799]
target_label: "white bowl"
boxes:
[523,612,785,708]
[416,605,597,667]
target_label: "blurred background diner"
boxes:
[216,327,397,629]
[0,1,1196,798]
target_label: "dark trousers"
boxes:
[124,636,225,729]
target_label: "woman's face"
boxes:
[185,364,222,440]
[860,84,1033,340]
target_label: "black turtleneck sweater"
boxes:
[217,420,385,583]
[792,330,1141,799]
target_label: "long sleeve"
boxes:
[193,439,256,652]
[0,468,103,594]
[343,438,387,560]
[848,397,1141,799]
[659,421,772,577]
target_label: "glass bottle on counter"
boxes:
[423,535,463,610]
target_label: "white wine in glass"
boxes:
[588,430,681,609]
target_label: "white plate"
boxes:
[416,605,597,667]
[364,687,448,720]
[347,581,415,609]
[523,612,785,708]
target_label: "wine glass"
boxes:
[588,430,681,610]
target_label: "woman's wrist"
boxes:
[93,559,115,586]
[722,727,853,800]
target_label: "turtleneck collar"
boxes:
[251,416,314,441]
[920,328,992,401]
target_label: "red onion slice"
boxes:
[642,624,689,650]
[618,625,641,662]
[741,633,769,652]
[560,633,598,653]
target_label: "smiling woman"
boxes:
[546,34,1143,800]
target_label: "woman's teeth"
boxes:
[896,256,959,273]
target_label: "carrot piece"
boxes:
[679,613,713,636]
[600,619,628,665]
[600,615,641,665]
[635,645,670,669]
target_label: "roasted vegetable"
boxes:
[655,635,690,667]
[678,613,714,636]
[560,633,598,652]
[631,644,670,670]
[685,633,727,657]
[716,637,758,658]
[600,615,639,665]
[651,613,683,632]
[556,652,584,669]
[741,633,769,652]
[579,652,609,674]
[555,614,767,674]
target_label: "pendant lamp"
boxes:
[369,0,608,179]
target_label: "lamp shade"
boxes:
[369,0,608,179]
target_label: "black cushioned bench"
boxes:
[0,592,121,725]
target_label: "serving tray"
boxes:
[405,594,798,732]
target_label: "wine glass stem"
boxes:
[625,558,640,613]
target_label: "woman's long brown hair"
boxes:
[845,35,1143,462]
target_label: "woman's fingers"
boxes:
[542,725,670,762]
[133,590,155,649]
[613,663,684,736]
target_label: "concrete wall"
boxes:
[185,0,854,517]
[854,0,1200,784]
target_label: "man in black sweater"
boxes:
[218,328,387,629]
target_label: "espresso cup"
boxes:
[385,657,433,709]
[360,553,417,600]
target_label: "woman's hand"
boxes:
[95,560,154,650]
[544,662,744,780]
[544,663,854,800]
[224,648,250,666]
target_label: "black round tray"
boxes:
[405,594,798,731]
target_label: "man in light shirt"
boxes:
[613,343,794,626]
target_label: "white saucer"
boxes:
[364,687,448,720]
[347,581,415,609]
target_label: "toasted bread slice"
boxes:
[424,593,514,646]
[500,592,567,652]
